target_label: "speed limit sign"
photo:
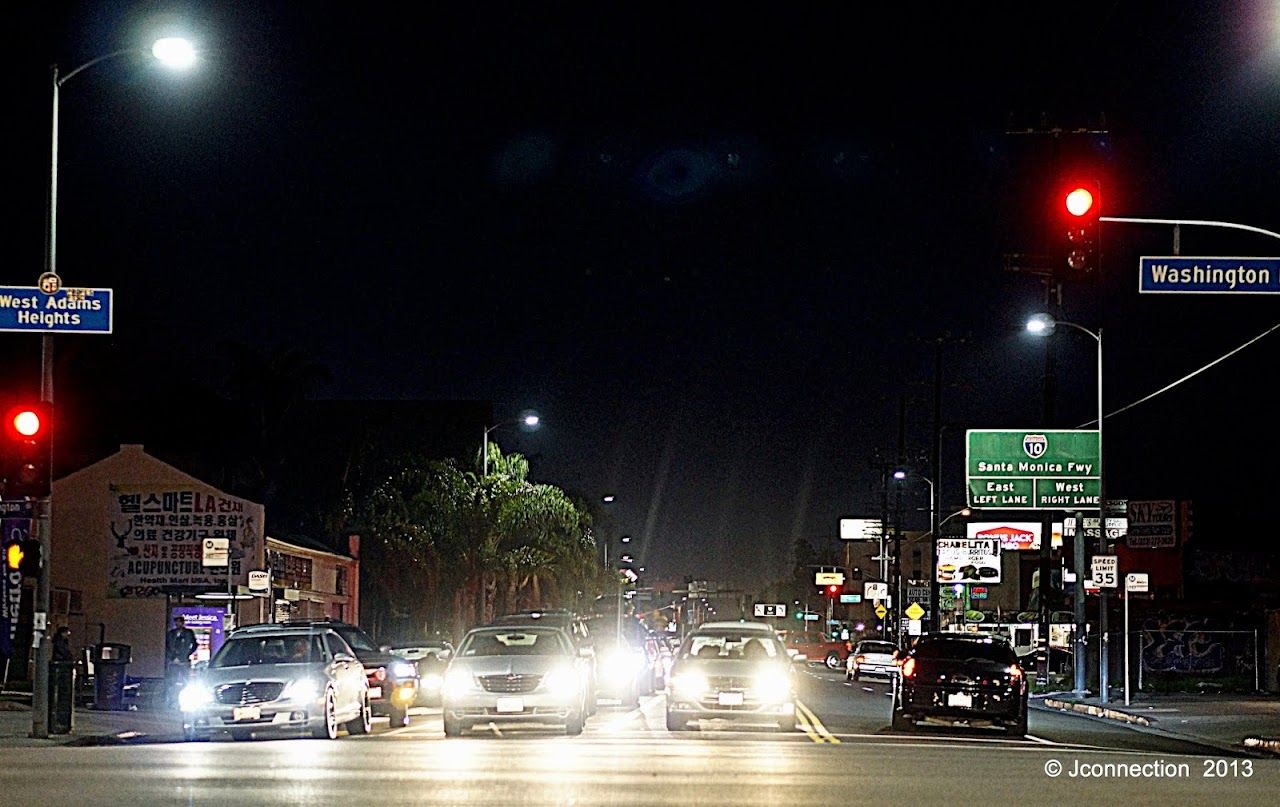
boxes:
[1091,555,1118,588]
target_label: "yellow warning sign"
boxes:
[905,602,925,621]
[874,604,887,618]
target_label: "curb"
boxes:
[1042,698,1150,726]
[1243,737,1280,755]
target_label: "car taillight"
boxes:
[1007,664,1024,681]
[900,657,916,678]
[371,667,387,682]
[854,655,865,664]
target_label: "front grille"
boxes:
[479,674,541,693]
[215,681,285,705]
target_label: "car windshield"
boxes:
[683,634,780,660]
[913,639,1016,663]
[858,642,897,655]
[334,625,379,653]
[459,629,569,657]
[212,635,321,667]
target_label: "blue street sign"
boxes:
[1139,257,1280,294]
[0,286,113,333]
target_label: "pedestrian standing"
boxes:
[52,626,74,662]
[164,616,197,708]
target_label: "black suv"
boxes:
[275,620,418,727]
[891,633,1028,735]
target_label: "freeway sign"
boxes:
[966,430,1100,510]
[1139,257,1280,294]
[0,286,113,333]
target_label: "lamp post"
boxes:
[893,469,936,635]
[1027,313,1103,701]
[30,37,197,739]
[481,412,540,476]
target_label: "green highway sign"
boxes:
[966,430,1100,510]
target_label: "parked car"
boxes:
[781,629,852,670]
[665,621,796,732]
[491,610,597,713]
[890,633,1029,735]
[846,639,899,682]
[179,623,370,741]
[389,642,454,706]
[269,620,418,727]
[441,625,589,736]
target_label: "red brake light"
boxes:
[900,657,916,678]
[1007,664,1024,680]
[371,667,387,682]
[854,655,865,664]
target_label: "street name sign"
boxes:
[0,286,113,333]
[1139,257,1280,295]
[966,430,1100,510]
[753,603,786,618]
[1091,555,1118,588]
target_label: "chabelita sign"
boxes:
[966,430,1100,510]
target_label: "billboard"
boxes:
[1126,500,1177,548]
[936,538,1000,584]
[969,522,1041,551]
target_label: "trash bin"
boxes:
[49,660,76,734]
[92,643,131,711]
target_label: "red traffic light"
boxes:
[12,409,42,437]
[825,584,841,598]
[1059,179,1101,221]
[1064,186,1095,217]
[4,404,49,441]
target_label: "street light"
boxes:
[481,411,540,476]
[893,468,937,635]
[30,36,198,740]
[1027,313,1103,701]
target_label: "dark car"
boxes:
[389,642,454,706]
[270,620,418,727]
[891,633,1028,735]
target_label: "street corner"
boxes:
[1040,698,1151,727]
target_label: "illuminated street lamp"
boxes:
[482,411,540,476]
[31,35,199,740]
[1027,313,1103,700]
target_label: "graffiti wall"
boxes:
[1139,611,1256,680]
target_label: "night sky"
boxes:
[7,2,1279,588]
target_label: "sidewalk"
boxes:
[0,692,184,748]
[1033,690,1280,756]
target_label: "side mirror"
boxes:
[438,650,451,660]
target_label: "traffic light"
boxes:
[1059,178,1101,274]
[2,402,51,499]
[4,538,41,577]
[824,584,841,599]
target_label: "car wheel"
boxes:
[890,705,914,732]
[665,711,687,732]
[565,707,584,736]
[1008,705,1029,737]
[346,694,371,736]
[182,726,204,742]
[387,704,409,728]
[777,713,797,732]
[853,671,861,682]
[311,690,339,740]
[442,712,463,737]
[825,652,842,670]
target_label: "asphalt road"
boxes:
[0,668,1275,805]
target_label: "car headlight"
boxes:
[391,661,417,680]
[421,673,444,692]
[281,678,321,702]
[753,668,792,702]
[178,683,213,712]
[670,672,709,698]
[442,669,474,699]
[602,650,643,682]
[542,666,578,700]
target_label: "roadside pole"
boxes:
[1123,583,1130,705]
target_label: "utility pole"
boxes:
[929,337,944,635]
[893,396,906,648]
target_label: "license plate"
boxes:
[947,692,973,709]
[232,705,261,722]
[495,697,524,713]
[367,686,382,699]
[717,691,745,706]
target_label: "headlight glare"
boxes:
[754,668,792,702]
[542,666,578,700]
[391,661,416,679]
[281,678,320,702]
[671,672,709,698]
[421,673,444,691]
[178,683,213,712]
[443,669,474,698]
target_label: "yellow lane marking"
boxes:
[795,700,840,744]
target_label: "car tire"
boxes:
[665,711,687,732]
[387,704,409,728]
[853,671,861,682]
[346,694,371,736]
[1008,705,1029,737]
[565,707,585,736]
[777,713,797,732]
[311,690,339,740]
[442,712,463,737]
[890,706,914,732]
[825,652,842,670]
[182,726,204,742]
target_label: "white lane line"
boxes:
[1025,733,1057,745]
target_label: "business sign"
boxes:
[936,538,1001,584]
[1139,257,1280,294]
[966,430,1100,509]
[815,571,845,586]
[1,501,34,658]
[839,517,882,541]
[1125,573,1149,593]
[864,582,888,600]
[1062,516,1129,541]
[107,485,262,598]
[1126,500,1177,548]
[1091,555,1118,588]
[906,585,930,603]
[753,603,787,618]
[247,570,271,592]
[0,286,113,333]
[969,521,1041,551]
[969,586,989,600]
